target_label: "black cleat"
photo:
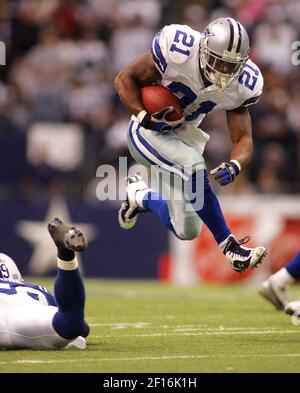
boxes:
[222,235,267,273]
[48,217,87,252]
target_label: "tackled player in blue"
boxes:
[0,218,89,350]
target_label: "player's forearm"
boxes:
[227,107,253,167]
[230,136,253,166]
[114,70,145,116]
[114,53,162,117]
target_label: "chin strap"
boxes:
[206,70,228,92]
[215,72,229,92]
[218,75,227,92]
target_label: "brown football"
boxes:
[140,85,183,120]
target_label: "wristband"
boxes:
[229,159,241,174]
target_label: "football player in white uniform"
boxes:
[259,251,300,315]
[0,218,89,350]
[114,17,267,273]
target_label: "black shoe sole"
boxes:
[48,217,87,252]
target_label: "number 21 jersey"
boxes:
[151,24,263,127]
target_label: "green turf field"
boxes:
[1,279,300,373]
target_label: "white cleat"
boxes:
[222,235,267,273]
[118,173,150,230]
[284,298,300,315]
[259,278,289,310]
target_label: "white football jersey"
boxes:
[0,278,56,306]
[151,24,263,126]
[0,279,86,350]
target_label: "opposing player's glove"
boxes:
[137,107,184,132]
[210,160,241,186]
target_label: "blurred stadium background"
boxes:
[0,0,299,284]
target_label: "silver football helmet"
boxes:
[200,17,249,91]
[0,253,23,283]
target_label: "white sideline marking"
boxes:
[1,353,300,366]
[92,329,300,338]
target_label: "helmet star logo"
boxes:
[205,27,215,37]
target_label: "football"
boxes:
[140,85,183,121]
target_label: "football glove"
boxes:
[210,160,241,186]
[137,107,184,132]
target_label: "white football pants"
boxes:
[128,117,209,240]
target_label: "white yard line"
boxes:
[89,322,151,328]
[91,329,300,338]
[1,353,300,366]
[87,289,253,301]
[89,323,285,331]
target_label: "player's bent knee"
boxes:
[53,311,86,340]
[175,224,202,241]
[176,232,197,241]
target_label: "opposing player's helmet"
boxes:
[200,17,249,91]
[0,253,23,283]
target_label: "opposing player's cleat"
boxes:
[48,217,87,252]
[118,173,150,230]
[284,298,300,315]
[258,278,289,310]
[222,235,267,273]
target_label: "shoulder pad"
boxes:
[151,24,200,72]
[165,25,198,65]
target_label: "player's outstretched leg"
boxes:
[48,217,89,341]
[184,170,267,273]
[120,171,267,273]
[259,251,300,310]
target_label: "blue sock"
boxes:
[143,170,231,244]
[52,267,86,340]
[186,170,231,244]
[143,191,177,236]
[285,252,300,279]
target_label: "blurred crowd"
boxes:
[0,0,299,202]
